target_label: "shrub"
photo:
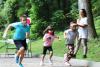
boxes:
[51,10,67,30]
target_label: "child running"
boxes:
[64,21,78,66]
[40,26,60,66]
[3,15,30,67]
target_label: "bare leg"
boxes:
[40,54,46,65]
[82,39,88,58]
[41,54,45,62]
[49,51,53,61]
[74,39,81,56]
[18,47,25,64]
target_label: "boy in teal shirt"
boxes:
[3,15,30,67]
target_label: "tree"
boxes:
[78,0,97,38]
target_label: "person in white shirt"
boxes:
[74,9,88,58]
[64,21,78,66]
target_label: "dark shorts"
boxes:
[43,46,53,55]
[66,44,74,51]
[67,44,74,47]
[65,44,74,47]
[13,39,27,50]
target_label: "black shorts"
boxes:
[67,44,74,46]
[13,39,27,50]
[66,44,74,51]
[43,46,53,55]
[65,44,74,46]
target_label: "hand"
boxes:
[58,39,61,41]
[26,39,30,43]
[2,33,7,39]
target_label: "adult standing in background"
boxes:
[74,9,88,58]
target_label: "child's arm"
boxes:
[3,24,12,39]
[26,32,30,39]
[64,31,67,39]
[43,34,47,42]
[26,26,30,39]
[54,35,60,40]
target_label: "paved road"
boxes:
[0,55,100,67]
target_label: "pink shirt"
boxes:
[43,33,55,47]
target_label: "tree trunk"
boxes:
[78,0,97,38]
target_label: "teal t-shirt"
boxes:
[11,22,30,40]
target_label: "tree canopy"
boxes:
[0,0,99,38]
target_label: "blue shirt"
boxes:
[11,22,30,40]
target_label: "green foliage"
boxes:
[94,16,100,26]
[51,10,65,22]
[17,7,26,17]
[51,10,66,30]
[30,19,49,38]
[0,0,16,23]
[0,0,100,38]
[70,2,78,19]
[30,4,39,21]
[92,0,100,17]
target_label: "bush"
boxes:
[30,19,49,38]
[51,10,67,30]
[70,2,78,19]
[94,16,100,29]
[16,7,26,17]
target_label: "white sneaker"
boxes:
[64,62,71,66]
[40,61,44,66]
[48,60,53,65]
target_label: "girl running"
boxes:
[40,26,60,65]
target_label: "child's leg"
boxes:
[64,53,71,66]
[18,47,25,64]
[49,51,53,60]
[14,40,21,63]
[40,55,46,65]
[48,46,53,61]
[41,47,47,61]
[48,46,53,64]
[67,45,74,60]
[64,44,74,66]
[74,38,81,56]
[18,40,27,64]
[40,46,47,65]
[68,45,74,55]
